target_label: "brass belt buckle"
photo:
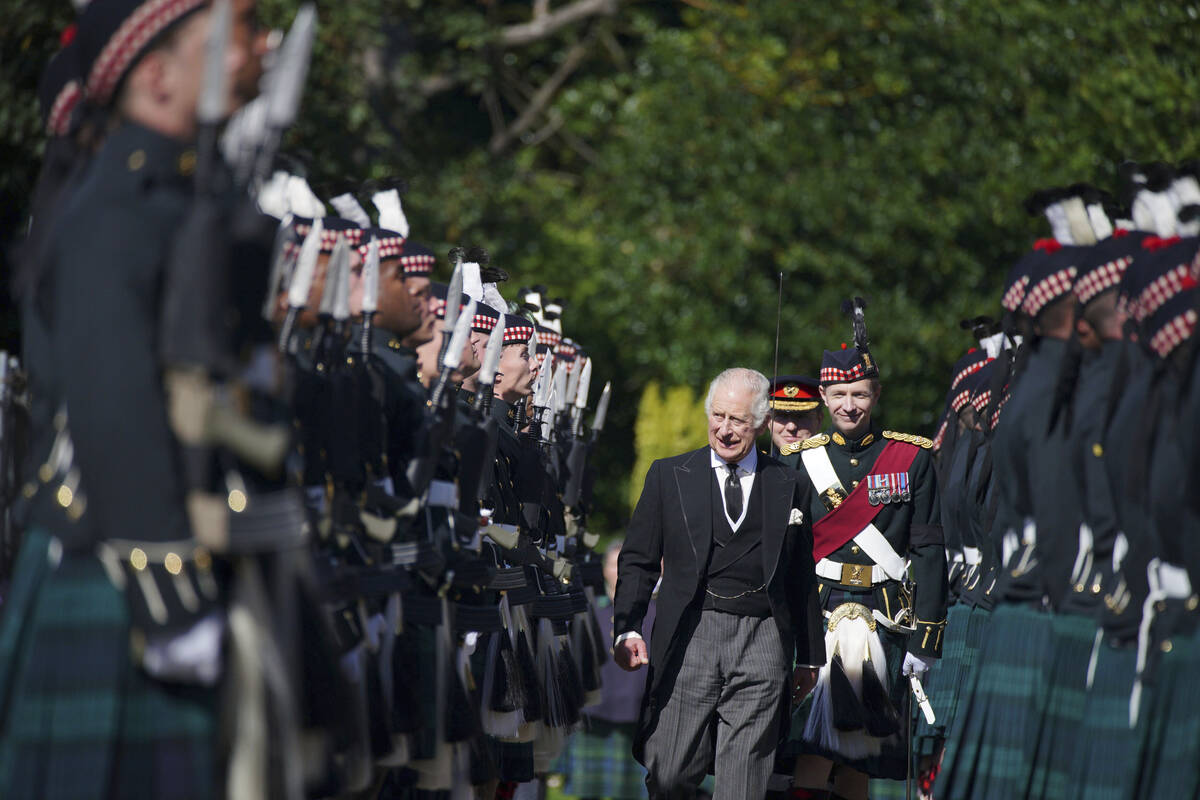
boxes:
[841,562,870,587]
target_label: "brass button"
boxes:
[851,545,860,555]
[164,552,183,575]
[852,480,859,488]
[1074,582,1085,593]
[129,547,148,571]
[849,458,859,467]
[1161,640,1173,653]
[1091,582,1102,594]
[178,150,197,176]
[228,489,247,513]
[1188,595,1199,611]
[1092,443,1103,457]
[127,149,146,171]
[56,484,74,508]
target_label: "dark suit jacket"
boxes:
[614,446,825,757]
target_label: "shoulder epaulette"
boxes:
[794,433,830,452]
[883,430,933,449]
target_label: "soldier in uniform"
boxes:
[0,1,261,797]
[768,375,822,465]
[787,301,947,800]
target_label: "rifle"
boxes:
[455,319,506,515]
[404,297,474,501]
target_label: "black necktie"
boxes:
[724,462,743,522]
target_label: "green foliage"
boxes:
[0,2,73,344]
[628,381,708,508]
[7,0,1200,533]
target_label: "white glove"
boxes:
[902,651,935,678]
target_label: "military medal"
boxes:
[866,473,910,504]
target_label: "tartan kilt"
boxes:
[554,717,647,799]
[914,601,971,755]
[1136,627,1200,798]
[1028,612,1097,799]
[0,529,217,800]
[933,603,1051,800]
[1068,638,1142,800]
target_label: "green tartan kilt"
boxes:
[933,603,1052,800]
[554,717,647,799]
[914,601,971,755]
[1068,638,1142,800]
[1135,626,1200,798]
[0,529,217,800]
[931,605,991,797]
[1028,613,1097,799]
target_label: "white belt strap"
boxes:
[853,524,908,581]
[801,445,908,582]
[800,446,844,498]
[1070,523,1095,586]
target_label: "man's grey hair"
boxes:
[704,367,771,428]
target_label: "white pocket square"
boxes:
[789,508,805,526]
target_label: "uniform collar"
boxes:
[828,422,881,453]
[108,121,195,182]
[709,446,758,474]
[373,334,415,358]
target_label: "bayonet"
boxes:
[198,0,232,125]
[430,298,475,408]
[474,317,506,415]
[248,4,317,187]
[278,217,323,352]
[261,213,296,322]
[552,361,568,417]
[565,356,582,408]
[310,233,347,369]
[359,235,379,355]
[437,255,464,367]
[332,241,352,328]
[571,357,592,437]
[317,235,344,317]
[590,381,611,439]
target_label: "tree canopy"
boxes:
[5,0,1200,532]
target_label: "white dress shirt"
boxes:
[710,446,758,532]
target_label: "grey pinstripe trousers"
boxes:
[642,609,789,800]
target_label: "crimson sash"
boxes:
[811,440,921,562]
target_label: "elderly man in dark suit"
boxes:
[614,367,825,799]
